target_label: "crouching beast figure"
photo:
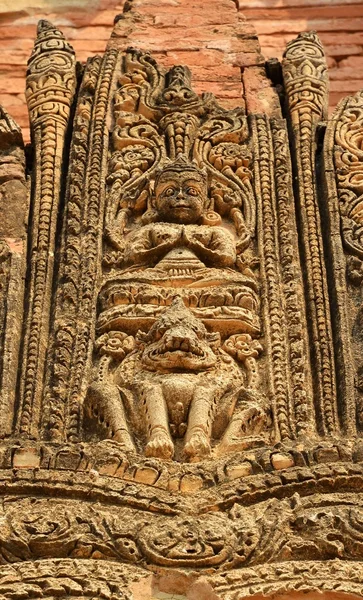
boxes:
[86,297,266,461]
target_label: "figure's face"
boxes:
[155,173,207,224]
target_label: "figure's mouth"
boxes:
[149,338,205,357]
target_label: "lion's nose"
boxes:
[164,333,191,351]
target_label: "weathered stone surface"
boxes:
[0,3,361,599]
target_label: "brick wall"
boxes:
[0,0,362,142]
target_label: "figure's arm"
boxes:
[124,225,179,265]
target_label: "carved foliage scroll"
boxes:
[333,90,363,269]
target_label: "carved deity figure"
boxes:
[87,156,265,460]
[121,159,236,270]
[98,157,260,336]
[123,160,236,270]
[85,48,266,460]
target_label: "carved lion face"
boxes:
[155,172,207,224]
[137,298,220,371]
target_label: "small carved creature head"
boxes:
[154,156,208,224]
[137,297,220,372]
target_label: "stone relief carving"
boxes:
[332,90,363,281]
[0,11,361,600]
[84,48,266,460]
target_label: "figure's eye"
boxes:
[164,187,175,197]
[186,187,198,196]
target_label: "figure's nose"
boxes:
[176,188,184,198]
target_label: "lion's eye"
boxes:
[186,187,198,196]
[164,187,175,197]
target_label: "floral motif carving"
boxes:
[333,91,363,269]
[0,13,359,600]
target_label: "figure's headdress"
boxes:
[154,155,207,188]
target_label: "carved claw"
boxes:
[145,432,174,460]
[112,428,137,452]
[215,405,266,456]
[184,430,211,461]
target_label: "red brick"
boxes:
[243,65,281,117]
[330,79,363,91]
[0,78,26,95]
[153,49,225,69]
[186,64,242,82]
[329,91,354,108]
[339,55,363,67]
[241,4,363,20]
[238,0,363,7]
[252,18,363,35]
[319,44,363,57]
[0,51,31,65]
[229,52,265,67]
[61,26,114,40]
[329,66,363,80]
[319,32,363,44]
[153,12,238,27]
[0,25,37,38]
[0,38,34,52]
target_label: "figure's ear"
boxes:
[207,331,221,349]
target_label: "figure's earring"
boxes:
[140,192,159,225]
[201,210,222,226]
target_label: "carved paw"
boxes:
[184,430,211,461]
[112,429,137,452]
[239,406,266,435]
[215,405,267,456]
[145,433,174,460]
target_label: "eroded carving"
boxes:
[85,48,265,461]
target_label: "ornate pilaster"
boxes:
[324,90,363,435]
[17,21,77,438]
[0,107,27,436]
[252,114,314,441]
[283,32,338,436]
[41,49,118,442]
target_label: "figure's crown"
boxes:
[155,155,207,185]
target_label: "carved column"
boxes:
[282,32,338,436]
[0,107,27,437]
[324,90,363,436]
[16,21,77,438]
